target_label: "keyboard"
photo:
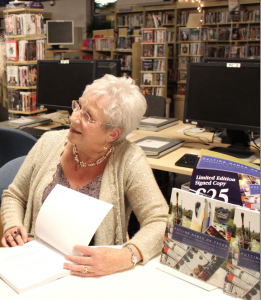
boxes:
[175,153,198,169]
[20,126,70,139]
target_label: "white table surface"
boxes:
[0,254,235,300]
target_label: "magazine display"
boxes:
[159,188,260,296]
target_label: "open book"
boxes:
[0,184,113,294]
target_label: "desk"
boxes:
[36,120,260,176]
[0,254,234,300]
[128,122,232,176]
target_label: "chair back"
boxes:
[0,127,37,168]
[144,95,166,117]
[0,156,26,246]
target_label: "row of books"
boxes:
[178,56,204,69]
[8,90,36,112]
[5,13,44,36]
[6,39,45,62]
[143,44,165,57]
[146,12,174,27]
[116,14,143,27]
[141,87,164,96]
[113,54,132,69]
[82,39,94,50]
[142,73,165,86]
[177,12,189,26]
[202,9,260,24]
[179,27,260,42]
[208,45,260,59]
[179,43,207,56]
[7,65,37,87]
[142,59,165,71]
[94,38,113,51]
[143,29,166,43]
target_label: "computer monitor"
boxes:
[46,20,74,50]
[204,57,260,64]
[95,59,121,79]
[36,60,96,111]
[183,62,260,159]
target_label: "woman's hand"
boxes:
[1,226,33,247]
[63,245,142,277]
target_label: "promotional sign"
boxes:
[190,150,260,207]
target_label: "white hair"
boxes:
[80,74,147,144]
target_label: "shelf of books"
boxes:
[113,27,142,83]
[4,7,45,114]
[140,28,168,99]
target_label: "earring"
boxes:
[103,146,108,150]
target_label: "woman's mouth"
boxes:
[70,126,82,134]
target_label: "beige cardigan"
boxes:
[1,130,168,263]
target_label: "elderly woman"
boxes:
[1,75,168,276]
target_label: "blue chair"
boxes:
[0,156,26,244]
[0,127,37,168]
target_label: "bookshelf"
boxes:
[140,27,168,99]
[172,0,259,119]
[3,8,47,115]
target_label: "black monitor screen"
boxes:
[47,20,74,45]
[36,60,96,111]
[184,62,260,133]
[95,60,121,79]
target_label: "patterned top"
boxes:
[42,163,103,204]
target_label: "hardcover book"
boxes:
[6,40,18,62]
[138,116,179,132]
[5,14,17,35]
[142,59,153,71]
[143,44,153,57]
[180,43,189,55]
[179,28,190,41]
[153,14,162,28]
[159,188,230,289]
[143,29,153,43]
[134,136,184,158]
[8,90,20,110]
[7,66,19,86]
[25,40,37,61]
[143,73,153,85]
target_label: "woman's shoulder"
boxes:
[38,129,69,148]
[114,139,146,161]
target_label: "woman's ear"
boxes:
[107,128,122,142]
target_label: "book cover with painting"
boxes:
[223,207,260,299]
[159,188,229,289]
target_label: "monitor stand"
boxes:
[210,129,259,162]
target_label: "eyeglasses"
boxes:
[72,100,104,125]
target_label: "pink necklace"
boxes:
[72,144,113,167]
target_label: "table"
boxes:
[0,254,234,300]
[35,119,260,176]
[128,122,232,176]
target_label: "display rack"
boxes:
[4,7,47,115]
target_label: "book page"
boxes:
[35,184,113,256]
[0,240,69,294]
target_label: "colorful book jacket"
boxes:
[159,188,260,296]
[189,149,260,208]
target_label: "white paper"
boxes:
[136,139,169,149]
[35,184,113,256]
[0,240,69,293]
[126,133,135,138]
[176,126,191,132]
[140,118,167,124]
